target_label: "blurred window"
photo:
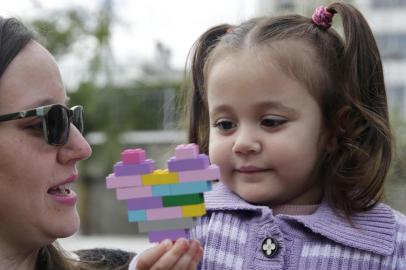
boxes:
[388,85,405,113]
[376,33,406,59]
[276,0,295,11]
[372,0,406,8]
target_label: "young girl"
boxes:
[133,2,406,269]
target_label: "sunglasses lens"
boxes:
[72,106,84,134]
[45,105,69,145]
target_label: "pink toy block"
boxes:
[149,229,188,242]
[114,159,155,176]
[106,174,142,189]
[175,144,199,160]
[167,154,209,172]
[178,164,220,182]
[147,207,182,220]
[116,186,152,200]
[121,148,146,164]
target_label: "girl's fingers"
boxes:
[172,240,201,270]
[187,243,204,270]
[136,239,173,270]
[149,238,190,270]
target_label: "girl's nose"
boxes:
[232,126,261,155]
[58,123,92,164]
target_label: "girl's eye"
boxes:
[261,116,287,128]
[213,119,237,131]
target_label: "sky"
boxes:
[2,0,261,85]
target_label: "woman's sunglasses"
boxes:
[0,104,84,146]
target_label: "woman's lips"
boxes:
[47,174,78,206]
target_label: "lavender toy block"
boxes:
[114,159,155,176]
[105,143,216,243]
[116,186,152,200]
[179,164,220,182]
[149,229,188,242]
[121,148,146,164]
[127,197,163,210]
[106,174,142,189]
[175,144,199,160]
[168,154,209,172]
[147,206,183,220]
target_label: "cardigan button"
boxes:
[261,237,279,258]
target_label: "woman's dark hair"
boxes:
[0,17,134,270]
[184,2,393,218]
[0,17,33,79]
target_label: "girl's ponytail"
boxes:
[326,2,393,213]
[186,24,231,154]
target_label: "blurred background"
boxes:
[3,0,405,253]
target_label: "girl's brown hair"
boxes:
[184,2,393,217]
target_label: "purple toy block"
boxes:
[127,197,163,210]
[178,164,220,182]
[147,206,182,220]
[114,159,155,176]
[148,229,188,242]
[121,148,146,164]
[175,144,199,160]
[167,154,209,172]
[106,173,142,189]
[116,186,152,200]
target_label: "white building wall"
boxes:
[255,0,406,116]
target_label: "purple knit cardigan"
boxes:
[188,182,406,269]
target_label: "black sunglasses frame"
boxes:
[0,104,84,146]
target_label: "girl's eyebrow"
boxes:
[210,101,299,117]
[256,101,299,116]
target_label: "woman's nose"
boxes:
[58,123,92,164]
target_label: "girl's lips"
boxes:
[236,166,271,173]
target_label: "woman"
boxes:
[0,17,133,270]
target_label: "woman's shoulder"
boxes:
[75,248,136,269]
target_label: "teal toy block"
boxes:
[151,184,172,197]
[128,210,147,222]
[169,181,212,195]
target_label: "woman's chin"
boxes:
[53,211,80,239]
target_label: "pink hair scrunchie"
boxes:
[312,6,335,30]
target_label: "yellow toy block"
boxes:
[182,203,206,217]
[141,169,179,186]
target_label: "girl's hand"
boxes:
[136,238,203,270]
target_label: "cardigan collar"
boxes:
[204,182,396,256]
